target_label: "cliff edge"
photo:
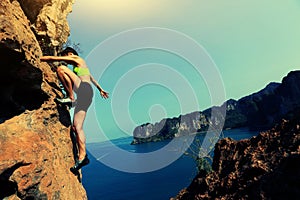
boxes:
[0,0,87,199]
[172,118,300,199]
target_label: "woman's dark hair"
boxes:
[59,47,78,56]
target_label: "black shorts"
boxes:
[75,82,93,112]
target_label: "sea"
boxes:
[82,128,260,200]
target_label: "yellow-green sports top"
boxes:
[73,67,90,76]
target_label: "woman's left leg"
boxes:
[70,82,93,171]
[73,109,87,161]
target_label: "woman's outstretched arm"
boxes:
[90,75,109,99]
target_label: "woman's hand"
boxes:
[100,90,109,99]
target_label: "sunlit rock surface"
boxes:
[0,0,87,199]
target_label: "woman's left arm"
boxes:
[90,75,109,99]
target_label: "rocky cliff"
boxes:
[132,70,300,144]
[0,0,87,199]
[172,118,300,199]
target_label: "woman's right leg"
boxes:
[56,65,81,99]
[57,66,74,100]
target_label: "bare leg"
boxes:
[73,110,87,161]
[56,65,81,99]
[70,109,90,172]
[57,66,74,100]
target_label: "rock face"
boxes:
[0,0,87,199]
[132,71,300,144]
[18,0,75,50]
[172,118,300,199]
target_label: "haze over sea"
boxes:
[82,128,259,200]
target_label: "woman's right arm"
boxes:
[40,56,59,61]
[40,55,77,64]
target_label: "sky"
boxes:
[67,0,300,142]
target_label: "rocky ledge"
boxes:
[172,118,300,199]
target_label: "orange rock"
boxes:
[0,0,87,199]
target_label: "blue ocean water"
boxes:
[82,128,259,200]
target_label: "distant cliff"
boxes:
[132,70,300,144]
[172,118,300,199]
[0,0,87,199]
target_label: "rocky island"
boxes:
[132,70,300,144]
